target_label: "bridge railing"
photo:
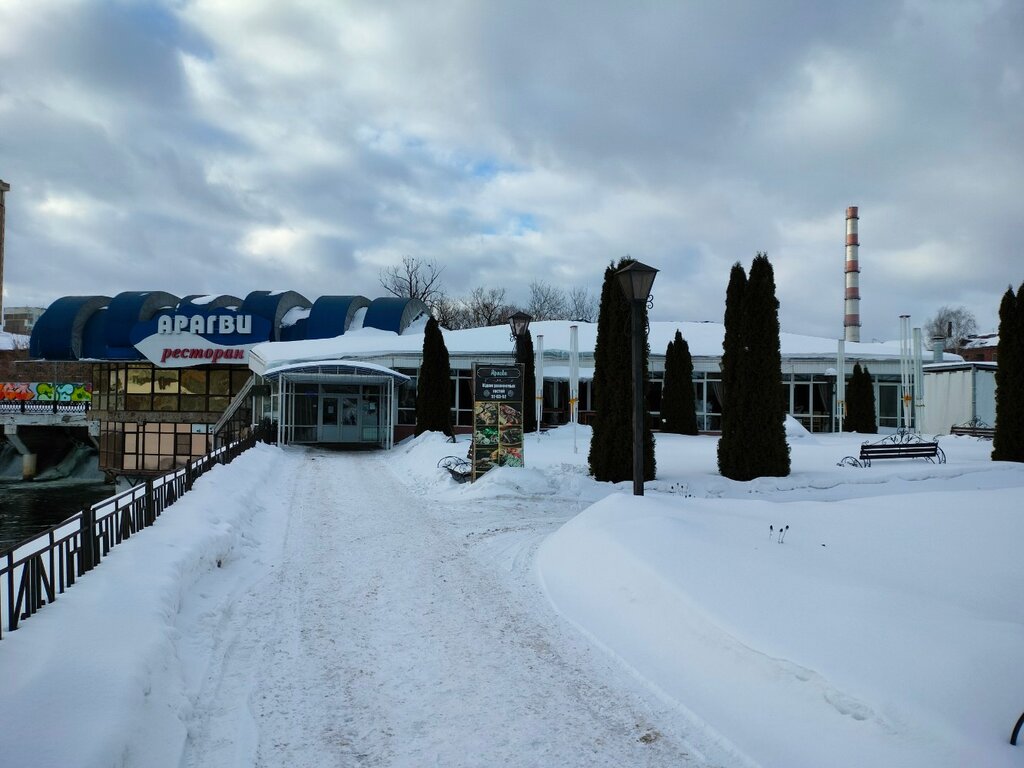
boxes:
[0,400,91,414]
[0,432,258,640]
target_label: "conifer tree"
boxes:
[993,283,1022,462]
[742,253,790,477]
[415,317,453,437]
[859,365,878,434]
[718,254,789,479]
[662,330,698,435]
[589,258,656,482]
[717,263,748,478]
[516,329,538,434]
[846,364,864,432]
[846,363,876,434]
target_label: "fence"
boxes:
[0,400,90,414]
[1,432,257,640]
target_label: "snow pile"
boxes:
[394,426,1024,767]
[0,444,286,768]
[1,427,1021,767]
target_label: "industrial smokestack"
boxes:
[844,206,860,342]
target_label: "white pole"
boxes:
[899,315,912,430]
[570,324,579,453]
[913,327,924,434]
[536,334,544,443]
[837,339,845,433]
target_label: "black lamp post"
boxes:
[509,311,532,347]
[508,311,534,433]
[615,261,658,496]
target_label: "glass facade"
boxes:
[99,421,211,473]
[92,363,251,413]
[91,362,252,476]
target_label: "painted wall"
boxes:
[0,382,93,402]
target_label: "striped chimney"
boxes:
[844,205,860,342]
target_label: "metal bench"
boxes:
[950,418,995,439]
[437,455,472,483]
[838,431,946,468]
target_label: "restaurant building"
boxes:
[27,289,963,482]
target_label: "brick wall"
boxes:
[0,350,93,382]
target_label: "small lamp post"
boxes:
[508,311,532,347]
[508,311,533,434]
[615,261,658,496]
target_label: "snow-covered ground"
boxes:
[1,423,1021,767]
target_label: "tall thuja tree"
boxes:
[846,363,877,434]
[717,263,748,478]
[516,329,538,434]
[859,366,878,434]
[992,283,1022,461]
[846,364,866,432]
[742,253,790,477]
[589,258,656,482]
[662,330,698,435]
[415,317,454,437]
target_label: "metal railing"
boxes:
[1,432,257,640]
[0,400,91,414]
[211,375,256,444]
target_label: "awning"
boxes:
[262,360,410,383]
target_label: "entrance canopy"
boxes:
[263,361,409,449]
[262,360,411,385]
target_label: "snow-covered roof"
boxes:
[250,319,961,372]
[0,331,29,351]
[963,334,998,349]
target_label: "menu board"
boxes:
[472,364,525,480]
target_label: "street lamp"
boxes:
[508,311,532,345]
[615,261,658,496]
[508,311,533,433]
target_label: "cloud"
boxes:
[0,0,1020,343]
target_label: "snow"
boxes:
[248,319,963,374]
[2,429,1022,767]
[0,331,29,350]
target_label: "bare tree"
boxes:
[432,294,469,330]
[464,286,519,327]
[378,256,446,309]
[527,280,568,321]
[567,285,598,322]
[925,305,979,353]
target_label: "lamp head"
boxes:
[508,311,532,338]
[615,261,658,302]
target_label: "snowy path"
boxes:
[176,448,733,768]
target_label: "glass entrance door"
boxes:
[320,396,341,442]
[340,393,360,442]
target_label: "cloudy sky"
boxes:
[1,0,1021,341]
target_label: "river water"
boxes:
[0,443,115,553]
[0,480,114,552]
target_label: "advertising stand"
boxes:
[471,364,525,480]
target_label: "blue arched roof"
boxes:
[81,308,108,359]
[103,291,179,349]
[363,297,429,334]
[178,294,243,311]
[30,290,426,360]
[241,291,311,341]
[306,295,370,339]
[29,296,112,360]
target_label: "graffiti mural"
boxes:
[0,382,93,402]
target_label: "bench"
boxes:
[950,421,995,439]
[437,455,472,483]
[838,433,946,468]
